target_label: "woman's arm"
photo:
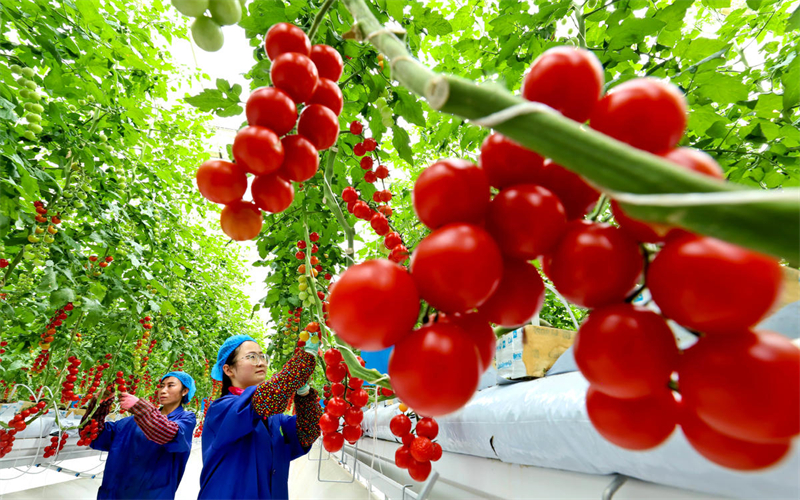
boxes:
[251,349,316,418]
[294,388,323,449]
[128,399,180,445]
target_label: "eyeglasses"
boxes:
[238,353,267,365]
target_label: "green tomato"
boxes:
[22,130,36,141]
[171,0,209,17]
[27,113,42,123]
[381,117,393,128]
[209,0,241,25]
[72,200,84,208]
[68,104,77,111]
[78,191,87,200]
[380,107,392,118]
[21,67,35,78]
[23,252,35,261]
[191,17,225,52]
[10,64,22,74]
[78,99,87,105]
[63,191,74,198]
[27,123,43,134]
[31,103,44,113]
[298,291,308,300]
[34,258,45,266]
[298,275,307,283]
[44,236,54,244]
[99,132,107,142]
[24,80,37,90]
[19,89,31,99]
[30,92,42,101]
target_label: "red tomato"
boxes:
[297,104,339,150]
[679,402,791,471]
[309,78,343,115]
[251,173,294,213]
[439,311,496,371]
[196,160,247,204]
[412,159,490,229]
[327,259,419,350]
[410,436,434,462]
[522,47,604,123]
[389,322,481,416]
[543,221,642,308]
[538,161,600,220]
[661,147,724,179]
[679,330,799,443]
[330,382,344,397]
[375,164,389,179]
[401,433,414,447]
[245,87,297,136]
[610,200,666,244]
[319,413,340,434]
[265,22,310,61]
[479,133,544,189]
[415,417,439,439]
[322,431,344,452]
[477,259,545,328]
[220,201,262,241]
[384,232,402,250]
[310,44,344,81]
[270,52,319,103]
[324,348,343,365]
[574,304,678,399]
[647,234,783,334]
[395,446,413,468]
[430,442,443,461]
[407,458,432,482]
[390,414,412,437]
[232,126,284,176]
[486,184,567,259]
[586,386,677,450]
[410,224,503,313]
[590,78,687,153]
[342,425,362,444]
[346,388,369,407]
[277,135,318,182]
[326,397,348,418]
[343,407,363,426]
[326,363,346,383]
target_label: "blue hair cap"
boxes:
[211,335,257,381]
[160,371,197,404]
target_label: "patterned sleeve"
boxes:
[129,399,180,445]
[252,349,316,418]
[294,388,323,448]
[81,397,114,433]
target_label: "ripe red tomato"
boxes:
[347,388,369,407]
[586,386,677,450]
[395,446,413,468]
[326,363,346,383]
[349,121,363,135]
[265,22,310,61]
[647,234,782,334]
[410,436,434,462]
[309,78,343,115]
[430,442,443,461]
[297,104,339,150]
[342,424,362,444]
[245,87,297,136]
[679,402,791,471]
[330,382,344,397]
[610,200,667,244]
[343,407,363,426]
[574,304,678,399]
[232,126,284,176]
[590,78,687,153]
[324,348,343,365]
[543,221,642,308]
[479,133,544,189]
[412,159,490,229]
[679,330,799,443]
[270,52,319,103]
[327,259,419,350]
[375,164,389,179]
[537,161,600,220]
[389,322,482,416]
[319,413,339,434]
[410,224,503,313]
[322,431,344,452]
[415,417,439,439]
[521,47,604,123]
[251,173,294,213]
[196,160,247,204]
[220,201,262,241]
[310,44,344,81]
[407,458,432,482]
[477,259,545,328]
[384,232,402,250]
[661,147,725,179]
[486,184,567,259]
[390,414,412,437]
[439,311,495,371]
[326,396,348,418]
[277,135,318,182]
[401,433,414,447]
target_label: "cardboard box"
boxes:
[496,325,576,380]
[778,266,800,309]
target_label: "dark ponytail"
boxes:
[220,345,242,396]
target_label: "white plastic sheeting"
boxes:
[363,372,799,500]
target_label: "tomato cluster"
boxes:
[319,348,369,452]
[77,418,100,447]
[60,356,82,404]
[43,432,69,458]
[196,23,344,241]
[32,303,74,371]
[390,411,442,482]
[517,47,797,470]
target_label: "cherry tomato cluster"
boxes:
[171,353,186,371]
[78,354,112,407]
[115,370,128,394]
[194,397,212,438]
[514,47,799,471]
[77,418,100,447]
[32,303,74,372]
[0,340,7,364]
[390,411,442,482]
[196,23,345,242]
[60,356,82,404]
[43,432,69,458]
[319,348,369,452]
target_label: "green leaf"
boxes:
[392,125,414,166]
[36,268,57,293]
[606,18,666,50]
[702,0,730,7]
[782,55,800,111]
[161,300,177,315]
[694,72,749,104]
[51,287,75,308]
[0,97,16,121]
[655,0,694,30]
[786,5,800,31]
[394,88,426,127]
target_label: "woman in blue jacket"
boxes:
[84,371,197,499]
[198,334,322,499]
